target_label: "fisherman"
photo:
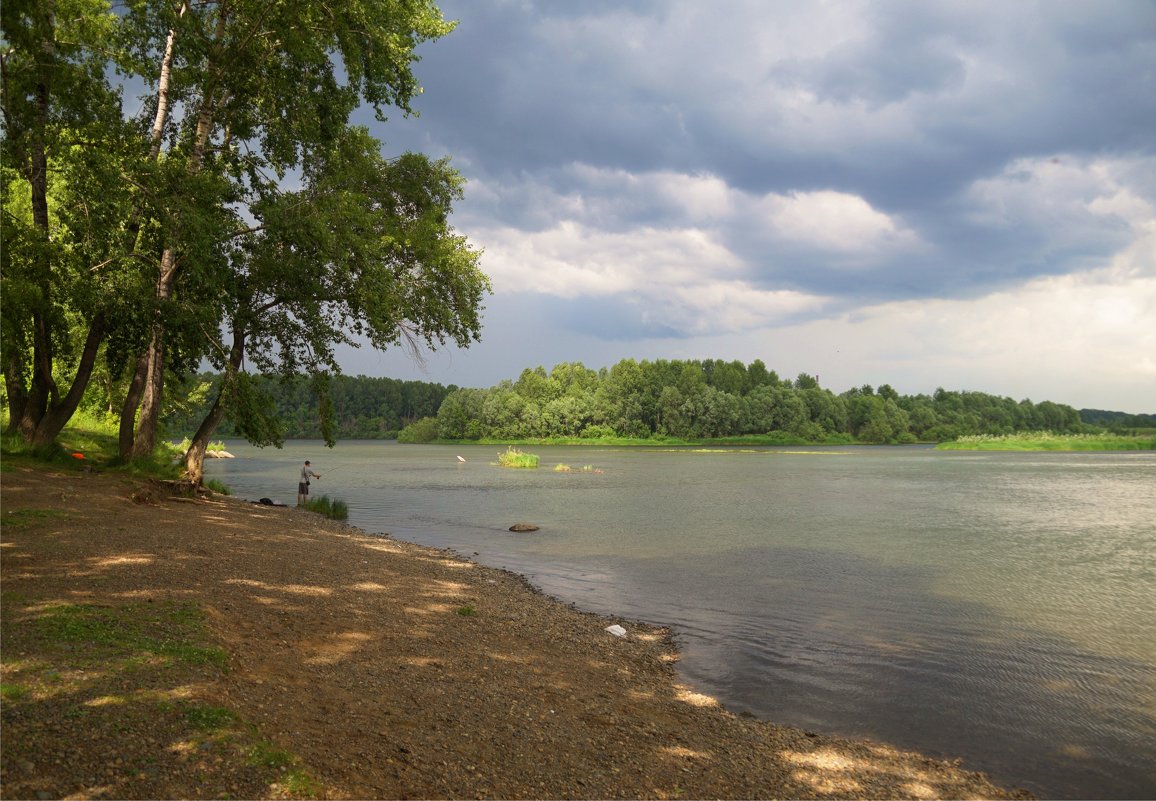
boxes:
[298,460,321,506]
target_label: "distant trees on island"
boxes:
[402,359,1084,444]
[164,358,1137,445]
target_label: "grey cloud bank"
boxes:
[345,0,1156,414]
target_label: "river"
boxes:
[205,441,1156,799]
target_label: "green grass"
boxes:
[302,495,349,521]
[181,702,240,731]
[34,602,229,669]
[0,683,29,701]
[937,432,1156,451]
[456,604,477,616]
[496,446,540,468]
[1,412,184,479]
[3,508,67,529]
[204,477,231,495]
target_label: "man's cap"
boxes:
[305,460,310,464]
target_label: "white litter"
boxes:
[605,624,628,638]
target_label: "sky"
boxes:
[340,0,1156,414]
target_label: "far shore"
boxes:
[1,464,1031,799]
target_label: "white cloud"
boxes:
[477,221,738,298]
[750,260,1156,411]
[759,189,923,258]
[966,155,1155,231]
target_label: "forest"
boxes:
[163,358,1102,445]
[401,359,1086,444]
[162,373,456,440]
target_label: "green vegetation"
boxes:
[204,478,231,495]
[166,374,456,442]
[303,495,350,521]
[3,2,488,487]
[34,602,229,669]
[456,604,477,616]
[496,446,540,469]
[1077,409,1156,432]
[938,432,1156,451]
[398,359,1094,445]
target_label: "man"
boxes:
[298,460,321,506]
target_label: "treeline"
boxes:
[401,359,1086,444]
[1078,409,1156,432]
[164,374,456,440]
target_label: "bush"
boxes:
[397,416,439,443]
[496,446,539,469]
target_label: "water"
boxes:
[206,442,1156,799]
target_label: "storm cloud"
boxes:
[346,0,1156,412]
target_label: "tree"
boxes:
[181,132,488,483]
[114,0,459,461]
[1,0,134,446]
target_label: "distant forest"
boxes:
[163,374,456,440]
[163,358,1149,445]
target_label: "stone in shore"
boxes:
[509,523,540,532]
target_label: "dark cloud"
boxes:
[345,1,1155,409]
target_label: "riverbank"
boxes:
[1,465,1029,799]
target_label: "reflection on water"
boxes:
[207,442,1156,799]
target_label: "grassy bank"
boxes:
[428,432,860,448]
[937,432,1156,451]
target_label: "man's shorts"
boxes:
[298,482,309,495]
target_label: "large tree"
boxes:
[1,0,135,446]
[181,130,488,484]
[3,0,488,462]
[114,0,459,460]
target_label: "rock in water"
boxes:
[509,523,540,532]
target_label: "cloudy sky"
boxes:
[343,0,1156,413]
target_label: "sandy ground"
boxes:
[0,464,1030,799]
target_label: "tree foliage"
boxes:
[392,359,1088,444]
[2,0,490,481]
[163,372,456,440]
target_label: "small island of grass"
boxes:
[937,432,1156,451]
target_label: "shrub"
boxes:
[496,446,539,469]
[397,416,439,443]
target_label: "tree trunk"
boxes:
[182,390,226,486]
[15,9,57,443]
[119,350,150,460]
[183,332,245,485]
[4,351,30,436]
[130,324,166,458]
[30,314,107,447]
[127,13,220,460]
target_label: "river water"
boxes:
[205,441,1156,798]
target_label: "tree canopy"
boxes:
[2,0,489,480]
[398,359,1086,444]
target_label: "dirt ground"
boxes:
[0,464,1030,799]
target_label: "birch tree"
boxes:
[181,130,488,484]
[115,0,457,460]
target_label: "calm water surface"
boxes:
[206,442,1156,799]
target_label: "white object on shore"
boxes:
[605,624,627,638]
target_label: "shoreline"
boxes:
[1,465,1030,799]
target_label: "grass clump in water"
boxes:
[496,446,539,469]
[303,495,349,521]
